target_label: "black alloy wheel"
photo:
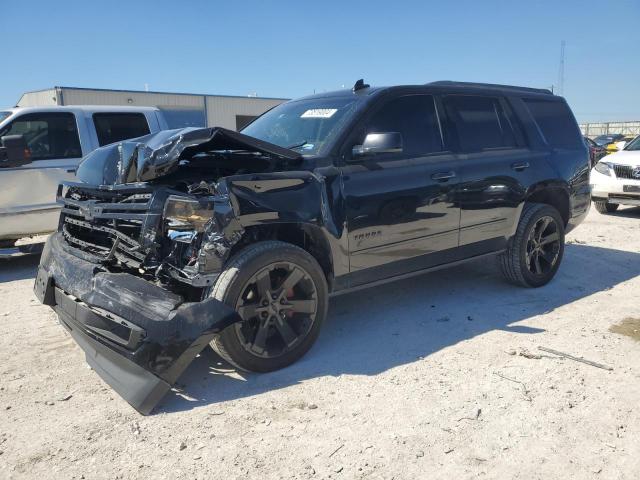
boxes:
[210,241,328,372]
[234,261,318,359]
[525,216,561,276]
[499,203,566,288]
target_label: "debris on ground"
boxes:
[519,349,542,359]
[328,444,344,458]
[505,348,541,359]
[493,372,532,401]
[538,347,613,371]
[457,408,482,422]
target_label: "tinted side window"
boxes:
[523,99,582,148]
[443,95,517,152]
[363,95,443,157]
[0,112,81,160]
[93,113,150,146]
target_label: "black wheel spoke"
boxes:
[539,231,559,245]
[237,303,259,320]
[533,253,543,274]
[274,316,297,346]
[254,269,271,298]
[541,250,556,265]
[280,267,304,293]
[252,321,270,354]
[536,217,551,240]
[284,299,316,314]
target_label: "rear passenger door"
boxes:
[92,113,151,146]
[442,94,539,252]
[341,93,461,285]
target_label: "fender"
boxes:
[196,168,348,280]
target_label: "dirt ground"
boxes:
[1,207,639,480]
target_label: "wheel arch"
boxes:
[524,183,571,226]
[228,223,335,290]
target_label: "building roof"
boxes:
[20,86,289,101]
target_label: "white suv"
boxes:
[590,135,640,213]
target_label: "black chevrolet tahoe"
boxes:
[34,80,590,414]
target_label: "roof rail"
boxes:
[427,81,553,95]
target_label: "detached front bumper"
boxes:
[34,233,241,414]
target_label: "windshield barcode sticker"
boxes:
[301,109,337,118]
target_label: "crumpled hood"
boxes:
[77,127,302,185]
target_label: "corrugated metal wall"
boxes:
[60,89,205,108]
[206,96,284,129]
[16,89,58,107]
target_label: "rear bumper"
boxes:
[34,233,241,414]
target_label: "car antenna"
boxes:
[353,79,370,92]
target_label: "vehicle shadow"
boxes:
[0,255,40,283]
[160,243,640,413]
[608,205,640,218]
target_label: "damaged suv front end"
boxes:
[34,126,322,414]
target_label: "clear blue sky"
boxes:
[3,0,639,123]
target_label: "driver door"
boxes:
[340,93,461,286]
[0,112,85,239]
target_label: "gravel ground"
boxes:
[1,207,639,480]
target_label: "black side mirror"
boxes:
[0,135,31,167]
[352,132,403,158]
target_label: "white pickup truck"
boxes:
[0,106,168,250]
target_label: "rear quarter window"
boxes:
[442,95,518,152]
[523,99,582,149]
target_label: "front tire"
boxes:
[209,241,328,372]
[499,203,565,288]
[593,200,619,214]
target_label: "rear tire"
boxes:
[209,241,328,373]
[593,201,619,214]
[499,203,565,288]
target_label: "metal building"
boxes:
[16,86,288,130]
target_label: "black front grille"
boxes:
[59,184,163,268]
[612,164,638,180]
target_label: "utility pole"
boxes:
[558,40,566,96]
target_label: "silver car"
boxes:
[0,106,168,248]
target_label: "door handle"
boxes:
[511,162,530,171]
[66,169,77,173]
[431,171,456,181]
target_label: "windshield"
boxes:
[241,97,360,156]
[624,136,640,151]
[0,111,12,123]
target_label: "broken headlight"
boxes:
[163,195,214,232]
